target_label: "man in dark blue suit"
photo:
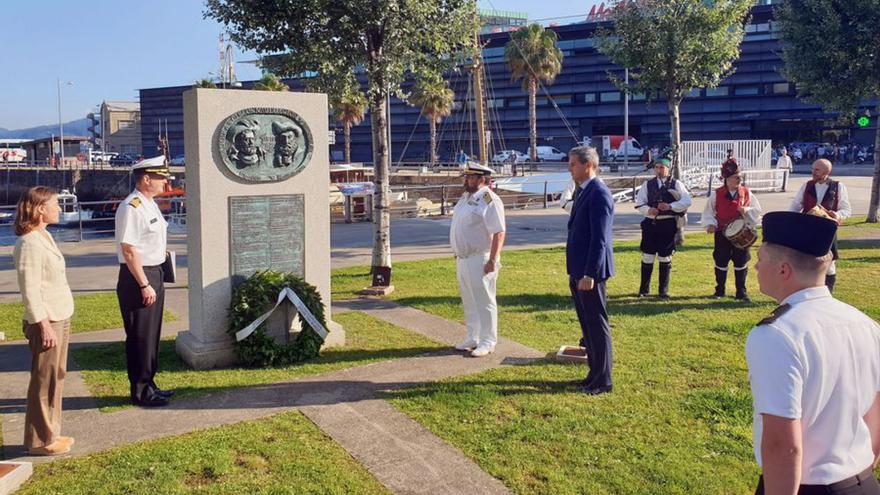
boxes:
[566,146,615,395]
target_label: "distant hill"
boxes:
[0,118,91,140]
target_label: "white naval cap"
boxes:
[461,161,494,176]
[132,156,172,177]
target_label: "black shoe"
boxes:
[657,293,670,299]
[154,389,175,398]
[132,394,170,408]
[578,384,613,396]
[637,292,649,298]
[568,377,591,387]
[736,294,752,303]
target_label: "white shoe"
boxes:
[454,341,478,351]
[470,345,495,357]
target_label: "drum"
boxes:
[724,218,757,250]
[806,205,833,220]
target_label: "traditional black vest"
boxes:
[646,177,684,217]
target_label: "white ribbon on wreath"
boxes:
[235,287,329,342]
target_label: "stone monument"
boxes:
[176,88,344,370]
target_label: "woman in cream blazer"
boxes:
[12,186,75,456]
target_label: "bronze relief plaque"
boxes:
[216,107,314,182]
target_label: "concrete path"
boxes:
[1,298,544,494]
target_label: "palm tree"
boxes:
[505,23,564,164]
[194,78,217,88]
[254,74,289,91]
[331,89,367,163]
[409,77,455,166]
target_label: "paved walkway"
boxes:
[1,298,544,494]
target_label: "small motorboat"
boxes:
[57,190,93,226]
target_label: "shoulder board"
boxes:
[756,303,791,326]
[128,197,142,208]
[482,192,493,204]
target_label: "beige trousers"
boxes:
[23,318,70,449]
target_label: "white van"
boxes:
[534,146,567,162]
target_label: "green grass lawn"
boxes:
[15,411,390,495]
[331,219,880,495]
[0,292,176,341]
[74,311,445,411]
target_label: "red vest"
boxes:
[715,186,750,229]
[801,179,839,212]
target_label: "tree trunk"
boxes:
[429,118,437,166]
[529,77,537,174]
[369,85,392,286]
[868,102,880,222]
[344,121,351,164]
[667,100,682,180]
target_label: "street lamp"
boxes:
[57,78,73,167]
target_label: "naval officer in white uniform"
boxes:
[748,211,880,494]
[115,156,174,407]
[450,162,506,357]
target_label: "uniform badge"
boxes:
[150,217,158,224]
[483,193,493,204]
[129,197,142,208]
[756,303,791,326]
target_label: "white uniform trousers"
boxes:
[456,253,498,348]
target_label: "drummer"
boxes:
[701,159,763,302]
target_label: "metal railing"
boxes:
[0,197,186,243]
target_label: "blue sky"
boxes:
[1,0,596,129]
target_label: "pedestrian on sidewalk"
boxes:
[13,186,76,456]
[450,161,506,357]
[115,156,174,407]
[566,146,615,395]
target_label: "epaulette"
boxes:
[756,303,791,326]
[128,197,142,208]
[482,192,493,204]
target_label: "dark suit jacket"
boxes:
[566,177,615,281]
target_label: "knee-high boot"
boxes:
[735,268,751,303]
[713,268,727,298]
[658,262,671,298]
[639,263,653,297]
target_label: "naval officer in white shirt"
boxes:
[748,211,880,495]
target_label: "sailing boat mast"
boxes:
[473,11,488,165]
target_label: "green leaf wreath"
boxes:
[228,270,326,367]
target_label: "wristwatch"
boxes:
[139,282,150,289]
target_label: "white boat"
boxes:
[57,190,93,226]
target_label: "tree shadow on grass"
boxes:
[397,293,772,318]
[838,238,880,250]
[65,339,451,410]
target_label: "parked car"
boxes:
[110,153,139,167]
[170,154,186,166]
[534,146,567,162]
[88,150,117,163]
[491,150,529,164]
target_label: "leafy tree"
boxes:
[505,24,564,164]
[596,0,752,178]
[331,81,367,164]
[253,74,290,92]
[206,0,476,287]
[409,75,455,166]
[777,0,880,222]
[193,78,217,88]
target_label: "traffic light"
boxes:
[87,113,100,147]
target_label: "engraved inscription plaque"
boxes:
[229,195,305,283]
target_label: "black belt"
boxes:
[120,264,163,269]
[760,466,877,494]
[803,466,876,491]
